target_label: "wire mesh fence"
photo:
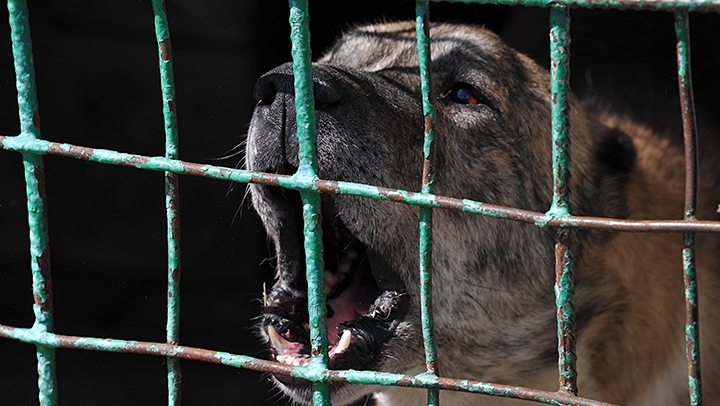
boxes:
[1,0,719,405]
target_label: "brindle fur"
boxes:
[246,22,720,405]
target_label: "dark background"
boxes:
[1,1,718,405]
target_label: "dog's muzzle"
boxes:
[247,64,411,390]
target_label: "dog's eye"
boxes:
[451,87,478,105]
[441,84,481,106]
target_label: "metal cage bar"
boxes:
[286,1,332,404]
[428,0,720,12]
[4,135,720,236]
[2,1,719,406]
[547,5,578,396]
[674,11,703,406]
[150,1,183,404]
[7,1,58,405]
[415,2,441,405]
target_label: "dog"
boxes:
[245,21,720,405]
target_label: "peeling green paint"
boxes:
[0,323,622,405]
[554,231,578,385]
[286,1,331,404]
[546,6,572,220]
[547,6,578,395]
[150,0,183,403]
[675,11,703,406]
[8,1,58,405]
[683,232,702,406]
[3,2,716,405]
[415,5,441,405]
[288,0,318,178]
[425,0,718,11]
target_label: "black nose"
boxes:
[253,63,341,109]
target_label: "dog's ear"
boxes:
[589,126,637,219]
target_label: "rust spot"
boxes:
[33,110,40,128]
[311,348,321,357]
[315,180,339,194]
[178,162,203,177]
[171,216,180,239]
[36,248,54,314]
[250,173,282,187]
[127,156,150,166]
[396,376,417,386]
[33,167,48,201]
[380,189,411,203]
[168,99,176,114]
[424,114,434,133]
[435,196,464,211]
[160,39,173,62]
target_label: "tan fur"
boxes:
[246,21,720,405]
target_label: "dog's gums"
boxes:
[260,190,409,373]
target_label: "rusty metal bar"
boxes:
[2,2,718,406]
[4,135,720,235]
[426,0,720,12]
[547,5,578,396]
[0,324,620,406]
[675,11,702,406]
[6,1,58,405]
[415,2,440,405]
[286,1,331,405]
[150,1,182,404]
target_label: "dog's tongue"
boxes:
[326,281,362,343]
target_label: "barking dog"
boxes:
[246,22,720,405]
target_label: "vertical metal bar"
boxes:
[287,1,330,405]
[674,11,702,406]
[288,0,318,178]
[7,1,58,405]
[547,6,578,396]
[415,2,440,405]
[151,1,182,405]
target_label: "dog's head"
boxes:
[246,22,635,404]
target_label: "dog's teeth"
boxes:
[334,330,352,354]
[324,269,339,294]
[276,354,286,363]
[336,259,352,277]
[267,326,290,355]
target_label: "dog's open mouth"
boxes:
[262,187,409,382]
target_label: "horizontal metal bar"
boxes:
[0,324,618,406]
[3,135,720,234]
[427,0,720,12]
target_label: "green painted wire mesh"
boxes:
[1,0,717,405]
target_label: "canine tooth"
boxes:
[276,354,286,363]
[334,330,352,354]
[336,260,352,277]
[267,326,289,355]
[324,270,339,294]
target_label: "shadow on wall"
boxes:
[0,1,718,405]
